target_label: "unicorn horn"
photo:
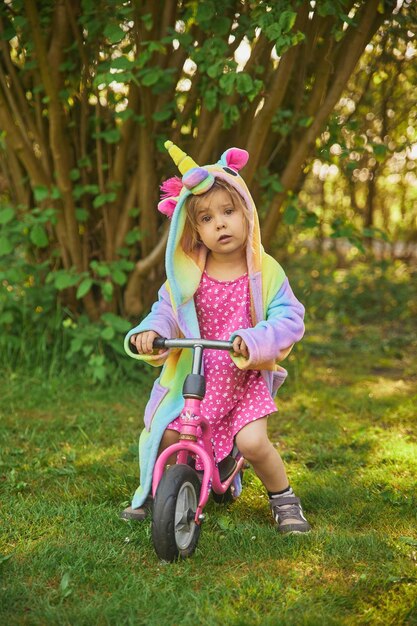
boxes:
[164,140,199,175]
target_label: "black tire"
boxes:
[152,464,201,562]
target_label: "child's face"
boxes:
[194,188,248,258]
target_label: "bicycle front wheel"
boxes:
[152,464,201,562]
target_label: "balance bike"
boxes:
[151,337,245,561]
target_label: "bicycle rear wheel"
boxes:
[152,464,201,562]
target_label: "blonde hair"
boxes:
[182,179,250,253]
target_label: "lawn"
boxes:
[1,259,416,625]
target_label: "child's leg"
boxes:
[236,417,311,534]
[158,428,180,466]
[121,428,180,521]
[235,417,288,491]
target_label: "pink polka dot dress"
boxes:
[167,271,277,463]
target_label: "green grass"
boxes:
[1,272,417,624]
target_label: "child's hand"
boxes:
[130,331,163,355]
[232,335,249,358]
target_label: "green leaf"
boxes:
[116,108,134,122]
[104,23,125,44]
[236,73,253,95]
[97,128,121,144]
[141,70,160,86]
[101,326,115,341]
[93,193,116,208]
[110,56,132,71]
[59,572,72,599]
[30,225,49,248]
[0,235,14,256]
[204,88,218,111]
[0,311,13,325]
[73,184,99,200]
[0,19,16,41]
[76,278,93,299]
[102,282,114,301]
[101,312,131,332]
[51,186,62,200]
[271,179,284,193]
[124,229,142,244]
[303,212,319,228]
[213,16,231,36]
[219,73,236,95]
[266,23,282,40]
[279,11,297,33]
[372,144,388,161]
[207,62,222,79]
[152,107,172,122]
[0,206,15,225]
[283,204,299,225]
[33,186,50,202]
[148,42,166,54]
[220,103,239,129]
[75,208,89,222]
[54,272,79,290]
[217,515,235,531]
[77,156,92,168]
[197,2,215,23]
[141,13,153,31]
[68,336,83,355]
[112,269,126,286]
[298,116,313,128]
[91,262,111,277]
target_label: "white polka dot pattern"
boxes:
[167,271,277,465]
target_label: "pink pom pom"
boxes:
[160,176,183,200]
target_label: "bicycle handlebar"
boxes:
[153,337,233,351]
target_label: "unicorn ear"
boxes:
[158,197,177,218]
[220,148,249,172]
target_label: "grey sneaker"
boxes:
[270,495,311,534]
[120,496,153,521]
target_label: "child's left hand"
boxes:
[232,335,249,358]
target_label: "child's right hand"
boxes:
[130,331,163,355]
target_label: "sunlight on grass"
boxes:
[360,376,415,399]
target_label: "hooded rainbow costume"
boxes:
[124,141,305,508]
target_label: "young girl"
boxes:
[122,141,310,534]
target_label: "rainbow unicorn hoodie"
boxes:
[124,142,305,508]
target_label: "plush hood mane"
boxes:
[159,141,263,316]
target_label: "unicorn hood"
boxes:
[158,142,266,322]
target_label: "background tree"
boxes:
[295,15,417,257]
[0,0,413,325]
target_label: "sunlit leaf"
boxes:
[103,23,125,44]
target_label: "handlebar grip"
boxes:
[153,337,167,349]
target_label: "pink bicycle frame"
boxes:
[152,396,245,525]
